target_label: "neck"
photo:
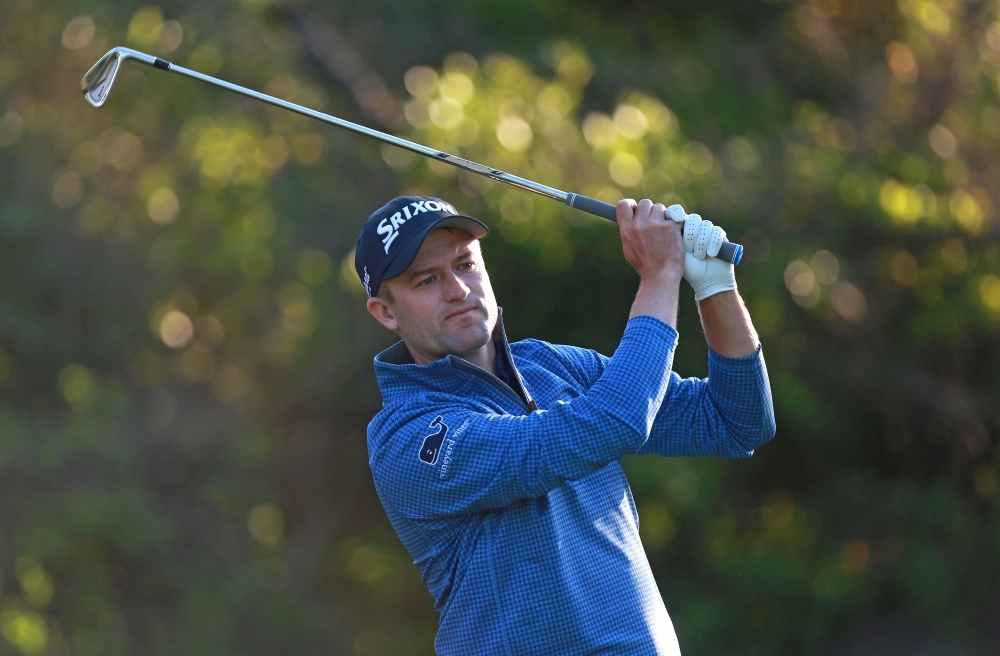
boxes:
[405,339,498,376]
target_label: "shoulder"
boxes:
[510,338,609,387]
[511,337,604,362]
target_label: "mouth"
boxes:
[444,305,481,321]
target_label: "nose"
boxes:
[441,270,471,302]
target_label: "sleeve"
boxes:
[369,317,677,521]
[637,346,776,458]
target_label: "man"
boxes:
[355,195,775,655]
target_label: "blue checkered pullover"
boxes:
[369,313,775,655]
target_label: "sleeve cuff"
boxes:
[624,315,680,345]
[707,344,764,369]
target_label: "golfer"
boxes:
[355,195,775,655]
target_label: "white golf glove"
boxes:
[665,204,737,301]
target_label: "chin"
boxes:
[446,325,491,356]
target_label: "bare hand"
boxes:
[617,199,685,281]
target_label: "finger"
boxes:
[651,203,667,224]
[694,219,714,260]
[706,225,726,258]
[665,204,687,223]
[635,198,655,224]
[683,213,701,253]
[616,199,637,225]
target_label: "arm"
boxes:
[697,290,759,358]
[371,317,678,521]
[371,198,688,521]
[641,237,775,456]
[637,346,775,458]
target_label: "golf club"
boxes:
[81,47,743,264]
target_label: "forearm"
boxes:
[639,348,776,458]
[697,290,759,357]
[630,271,682,328]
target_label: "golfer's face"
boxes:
[385,228,497,361]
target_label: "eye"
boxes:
[458,260,475,271]
[419,275,436,286]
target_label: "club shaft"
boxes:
[164,61,568,200]
[134,55,743,264]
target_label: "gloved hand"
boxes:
[665,204,737,301]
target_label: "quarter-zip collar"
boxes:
[373,308,537,412]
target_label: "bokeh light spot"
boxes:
[928,124,957,158]
[438,72,475,104]
[292,133,325,165]
[829,282,867,322]
[784,260,816,297]
[380,144,417,171]
[886,42,918,83]
[404,66,438,99]
[158,20,184,54]
[638,504,676,550]
[57,364,96,411]
[838,174,868,207]
[248,503,284,546]
[809,250,840,285]
[61,15,95,50]
[496,116,533,152]
[188,44,223,74]
[608,152,644,187]
[0,606,48,655]
[613,105,649,140]
[879,180,923,224]
[973,466,998,497]
[15,558,54,609]
[724,136,761,171]
[762,492,795,530]
[840,541,870,577]
[681,141,715,175]
[102,130,144,171]
[297,250,333,285]
[582,113,616,150]
[429,98,464,130]
[159,310,194,349]
[980,274,1000,311]
[147,188,180,224]
[51,171,84,209]
[127,7,164,49]
[949,189,985,234]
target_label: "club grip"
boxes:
[566,194,743,265]
[568,193,619,221]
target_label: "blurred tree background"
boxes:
[1,0,999,653]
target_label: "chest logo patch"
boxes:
[419,416,449,465]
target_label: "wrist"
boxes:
[641,268,684,286]
[631,270,681,327]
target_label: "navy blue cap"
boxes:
[355,196,489,298]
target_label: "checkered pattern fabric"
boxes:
[368,315,775,655]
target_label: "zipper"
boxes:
[449,357,529,412]
[493,308,537,412]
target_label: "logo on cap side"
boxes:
[362,266,371,297]
[376,199,457,254]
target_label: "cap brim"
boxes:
[380,215,489,283]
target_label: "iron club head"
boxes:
[81,47,160,107]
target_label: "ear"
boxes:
[366,295,399,331]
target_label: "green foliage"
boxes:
[0,0,998,653]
